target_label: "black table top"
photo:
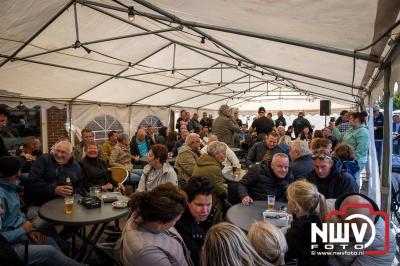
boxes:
[226,201,288,232]
[223,169,248,182]
[39,193,130,225]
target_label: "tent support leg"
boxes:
[381,63,392,212]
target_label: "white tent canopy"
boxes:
[1,0,399,112]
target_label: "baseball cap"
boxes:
[258,107,266,113]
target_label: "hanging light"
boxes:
[201,36,206,45]
[82,45,91,54]
[238,61,242,67]
[128,6,135,22]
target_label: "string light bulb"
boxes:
[128,6,135,22]
[201,36,206,45]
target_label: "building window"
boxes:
[85,114,124,143]
[139,115,163,134]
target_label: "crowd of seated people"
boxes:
[0,103,397,266]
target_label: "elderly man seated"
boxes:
[200,135,240,175]
[192,141,227,222]
[289,140,313,180]
[306,149,358,199]
[174,133,201,188]
[25,140,84,226]
[246,131,289,166]
[329,193,396,266]
[239,153,293,205]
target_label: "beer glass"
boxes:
[267,195,276,210]
[64,196,74,214]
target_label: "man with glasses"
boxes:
[306,149,358,199]
[25,140,84,228]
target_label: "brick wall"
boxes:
[47,107,68,148]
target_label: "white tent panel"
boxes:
[138,88,201,106]
[177,94,226,108]
[201,29,369,88]
[122,67,185,87]
[0,60,108,99]
[144,0,376,49]
[78,78,163,103]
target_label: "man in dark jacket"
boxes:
[289,140,313,180]
[306,149,358,199]
[292,111,312,138]
[249,107,274,139]
[274,111,287,127]
[239,153,293,204]
[175,176,216,266]
[25,141,84,227]
[373,105,384,166]
[246,131,289,166]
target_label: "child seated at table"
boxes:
[285,180,329,265]
[0,156,85,266]
[248,221,287,265]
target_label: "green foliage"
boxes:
[377,94,400,110]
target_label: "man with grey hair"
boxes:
[25,140,85,226]
[192,141,227,222]
[212,104,241,146]
[175,133,201,187]
[239,153,293,205]
[329,194,396,266]
[289,140,313,180]
[201,135,240,175]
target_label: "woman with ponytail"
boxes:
[331,111,369,187]
[285,180,330,266]
[121,183,193,266]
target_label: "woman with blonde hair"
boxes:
[248,222,287,265]
[201,222,272,266]
[285,180,330,266]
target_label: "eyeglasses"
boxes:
[312,154,331,160]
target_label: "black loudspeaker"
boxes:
[320,100,331,116]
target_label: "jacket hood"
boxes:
[196,153,223,168]
[0,178,19,192]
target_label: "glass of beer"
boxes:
[267,195,275,210]
[64,196,74,214]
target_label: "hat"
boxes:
[258,107,266,113]
[372,105,380,112]
[0,156,24,178]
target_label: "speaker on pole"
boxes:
[320,100,331,116]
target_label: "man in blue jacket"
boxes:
[0,156,83,265]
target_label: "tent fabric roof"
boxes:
[0,0,399,111]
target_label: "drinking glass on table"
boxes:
[267,195,276,210]
[64,196,74,214]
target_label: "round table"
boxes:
[39,192,129,262]
[39,194,129,225]
[223,169,248,182]
[226,201,287,232]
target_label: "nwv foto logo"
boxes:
[310,204,390,255]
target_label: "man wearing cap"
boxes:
[249,107,274,140]
[25,140,84,226]
[0,156,84,265]
[373,105,384,166]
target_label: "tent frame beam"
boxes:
[81,0,379,63]
[0,0,74,68]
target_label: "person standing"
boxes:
[274,111,286,128]
[249,107,274,140]
[292,112,312,138]
[372,105,384,166]
[0,107,10,157]
[393,114,400,154]
[212,105,240,146]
